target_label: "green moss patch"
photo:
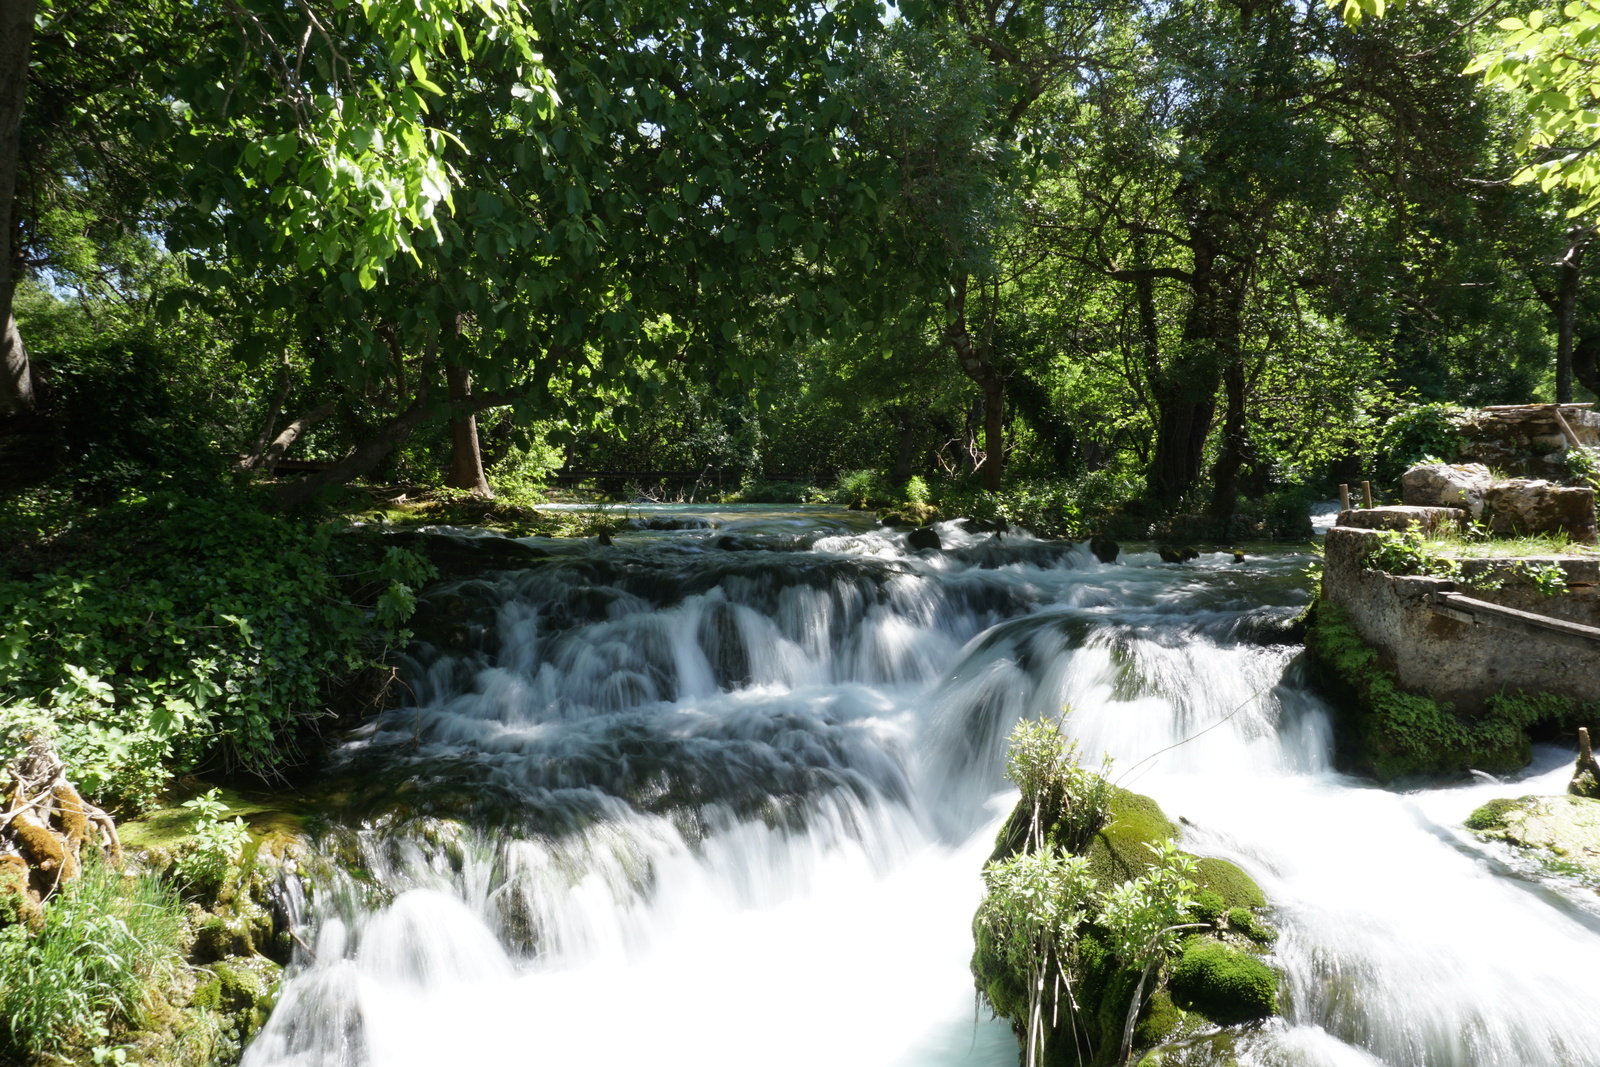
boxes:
[1167,938,1279,1025]
[1085,787,1180,889]
[1465,797,1527,831]
[1192,857,1265,909]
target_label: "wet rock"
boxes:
[1089,535,1120,563]
[1483,480,1598,542]
[1232,550,1246,563]
[1402,462,1494,520]
[1158,545,1200,563]
[597,529,614,546]
[906,527,942,552]
[879,503,941,528]
[1466,793,1600,880]
[385,530,551,577]
[1335,505,1466,534]
[621,516,717,531]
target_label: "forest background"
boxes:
[3,0,1600,799]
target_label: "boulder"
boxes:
[1466,793,1600,880]
[906,527,942,552]
[1482,480,1598,542]
[1401,462,1493,519]
[1089,535,1120,564]
[1335,506,1465,534]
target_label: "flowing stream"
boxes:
[245,506,1600,1067]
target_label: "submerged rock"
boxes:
[907,527,942,552]
[1089,535,1120,564]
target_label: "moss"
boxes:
[0,854,41,929]
[1192,857,1264,909]
[1167,938,1279,1025]
[1132,989,1190,1049]
[1303,600,1591,780]
[1189,890,1227,927]
[1085,788,1179,890]
[1466,796,1528,831]
[1225,907,1276,944]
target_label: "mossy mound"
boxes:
[974,782,1280,1066]
[1465,796,1527,831]
[1084,788,1179,889]
[1302,600,1591,780]
[1167,938,1280,1025]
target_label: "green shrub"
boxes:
[1372,403,1467,486]
[0,857,185,1060]
[0,494,433,810]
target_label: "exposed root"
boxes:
[1,736,121,920]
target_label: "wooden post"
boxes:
[1550,403,1584,451]
[1339,484,1350,511]
[1361,481,1373,508]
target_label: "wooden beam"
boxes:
[1426,591,1600,651]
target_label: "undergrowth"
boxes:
[0,856,185,1062]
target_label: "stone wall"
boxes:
[1322,526,1600,713]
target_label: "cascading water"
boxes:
[244,507,1600,1067]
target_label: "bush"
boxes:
[1371,403,1467,487]
[0,494,433,810]
[0,856,185,1060]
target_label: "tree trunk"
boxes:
[1558,233,1583,405]
[0,0,38,416]
[1207,356,1248,518]
[445,364,492,497]
[891,412,917,482]
[1146,238,1229,505]
[270,399,435,510]
[259,400,335,476]
[944,275,1006,492]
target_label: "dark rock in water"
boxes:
[597,529,614,546]
[1159,545,1185,564]
[1233,550,1246,563]
[1089,535,1120,564]
[1572,728,1600,799]
[1182,546,1200,561]
[385,530,550,577]
[622,516,717,531]
[907,527,942,552]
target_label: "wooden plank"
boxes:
[1427,591,1600,652]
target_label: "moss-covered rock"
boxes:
[1467,793,1600,881]
[1302,600,1591,780]
[1167,938,1279,1025]
[974,779,1280,1066]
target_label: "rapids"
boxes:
[244,507,1600,1067]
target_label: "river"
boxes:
[242,506,1600,1067]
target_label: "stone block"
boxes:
[1335,506,1466,534]
[1483,480,1598,543]
[1401,462,1493,519]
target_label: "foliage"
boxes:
[1563,446,1600,490]
[0,495,433,810]
[1466,2,1600,218]
[1097,842,1199,966]
[1363,529,1465,580]
[0,856,185,1061]
[976,849,1099,1067]
[173,790,252,893]
[1370,404,1468,487]
[1003,712,1115,854]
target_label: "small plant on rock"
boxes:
[174,790,251,893]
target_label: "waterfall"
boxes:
[244,508,1600,1067]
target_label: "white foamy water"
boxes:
[244,513,1600,1067]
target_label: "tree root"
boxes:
[1,736,121,924]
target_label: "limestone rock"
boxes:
[1466,794,1600,880]
[1335,506,1465,534]
[1482,480,1598,542]
[1401,462,1493,519]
